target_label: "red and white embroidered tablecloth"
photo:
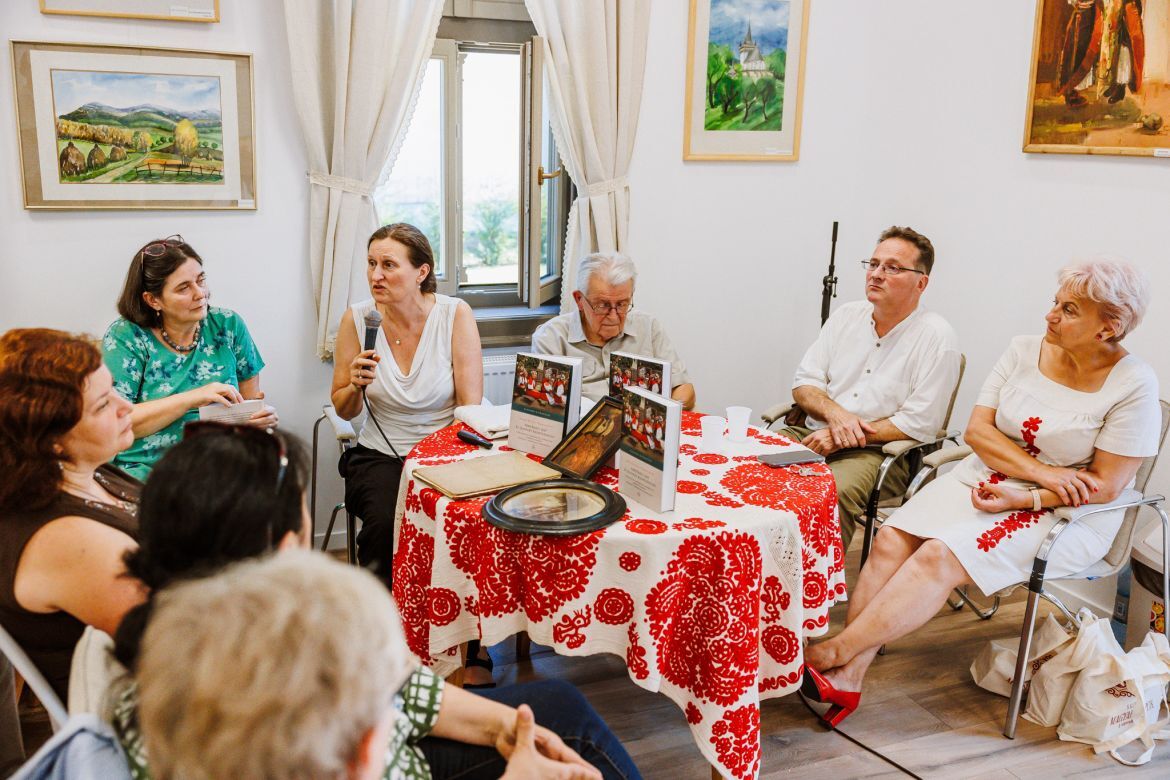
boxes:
[392,412,846,780]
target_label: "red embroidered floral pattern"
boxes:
[419,487,443,521]
[619,552,641,571]
[693,453,729,465]
[626,622,649,680]
[690,468,711,476]
[392,520,434,660]
[553,607,592,649]
[680,412,704,436]
[594,588,635,625]
[625,518,668,535]
[673,517,726,531]
[762,624,799,664]
[802,570,829,610]
[444,500,602,621]
[976,509,1048,552]
[676,480,707,494]
[760,575,791,622]
[404,481,422,513]
[710,704,760,780]
[702,490,744,509]
[645,532,761,705]
[1021,416,1043,457]
[685,702,703,725]
[427,588,461,626]
[760,671,802,692]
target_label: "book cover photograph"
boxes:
[608,351,670,399]
[618,386,681,513]
[508,353,582,457]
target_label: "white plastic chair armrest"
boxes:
[1052,489,1147,522]
[881,430,961,458]
[760,402,794,425]
[923,444,972,469]
[322,405,356,442]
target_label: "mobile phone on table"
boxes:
[757,450,825,468]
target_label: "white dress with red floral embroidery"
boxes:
[884,335,1159,595]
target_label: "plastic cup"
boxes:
[700,415,726,450]
[726,406,751,443]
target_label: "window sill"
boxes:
[474,304,559,348]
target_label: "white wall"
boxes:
[626,0,1170,612]
[3,1,1169,601]
[0,2,340,532]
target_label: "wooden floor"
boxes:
[17,546,1168,778]
[494,548,1170,779]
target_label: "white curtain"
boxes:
[524,0,652,313]
[283,0,444,357]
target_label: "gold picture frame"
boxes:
[11,40,256,210]
[1022,0,1170,158]
[543,397,623,480]
[39,1,220,23]
[683,0,810,161]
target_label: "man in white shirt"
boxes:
[532,252,695,408]
[780,226,961,552]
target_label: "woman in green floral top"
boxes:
[102,235,276,481]
[108,426,638,780]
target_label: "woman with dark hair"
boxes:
[109,426,640,780]
[0,328,143,701]
[102,235,275,481]
[330,224,482,582]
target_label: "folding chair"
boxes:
[761,355,967,567]
[310,404,359,564]
[0,623,66,732]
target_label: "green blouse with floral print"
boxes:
[102,307,264,481]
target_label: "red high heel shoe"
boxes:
[801,665,861,727]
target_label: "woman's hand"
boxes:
[971,482,1031,513]
[498,705,601,780]
[184,382,244,409]
[1031,465,1100,507]
[349,348,380,391]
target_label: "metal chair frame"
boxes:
[0,622,66,731]
[310,405,358,564]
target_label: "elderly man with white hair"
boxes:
[532,253,695,409]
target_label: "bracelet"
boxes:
[1029,487,1042,512]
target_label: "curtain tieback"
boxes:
[585,176,629,198]
[307,171,373,197]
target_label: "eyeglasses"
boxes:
[860,259,927,277]
[140,234,186,258]
[581,298,634,316]
[182,421,288,492]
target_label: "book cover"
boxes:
[608,351,671,400]
[508,352,583,457]
[618,385,681,513]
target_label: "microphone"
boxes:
[363,309,382,353]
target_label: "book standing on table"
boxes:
[618,386,681,513]
[508,352,582,457]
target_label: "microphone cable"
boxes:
[360,386,402,461]
[797,693,923,779]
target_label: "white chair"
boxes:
[310,404,359,563]
[0,623,67,731]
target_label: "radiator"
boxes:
[482,354,517,405]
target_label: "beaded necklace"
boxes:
[159,322,201,353]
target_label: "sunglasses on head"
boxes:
[182,421,288,492]
[139,234,187,259]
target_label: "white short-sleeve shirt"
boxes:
[791,300,961,442]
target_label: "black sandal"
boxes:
[463,641,496,689]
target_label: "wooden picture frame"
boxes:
[543,397,623,480]
[1023,0,1170,158]
[39,1,220,23]
[683,0,810,161]
[11,40,256,210]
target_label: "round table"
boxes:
[391,411,846,780]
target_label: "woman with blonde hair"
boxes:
[803,258,1160,726]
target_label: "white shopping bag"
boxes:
[971,614,1073,698]
[1025,608,1122,727]
[1057,631,1170,765]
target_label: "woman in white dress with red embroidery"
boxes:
[803,259,1159,726]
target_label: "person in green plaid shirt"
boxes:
[104,426,640,780]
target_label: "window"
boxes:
[373,28,570,333]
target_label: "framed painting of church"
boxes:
[683,0,809,161]
[1023,0,1170,158]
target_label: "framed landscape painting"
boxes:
[1024,0,1170,157]
[683,0,809,161]
[11,41,256,210]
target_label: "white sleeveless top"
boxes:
[350,295,459,457]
